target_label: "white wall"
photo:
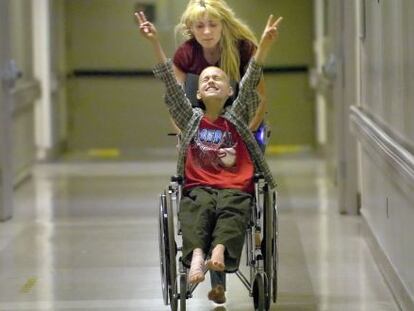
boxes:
[350,0,414,309]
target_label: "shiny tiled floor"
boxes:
[0,155,400,310]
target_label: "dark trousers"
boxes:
[179,187,252,272]
[210,270,226,289]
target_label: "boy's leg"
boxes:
[211,189,252,271]
[179,187,217,269]
[208,271,226,304]
[210,270,226,290]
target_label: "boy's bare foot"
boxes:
[188,248,205,284]
[208,284,226,304]
[207,244,225,271]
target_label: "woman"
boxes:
[173,0,267,132]
[172,0,268,303]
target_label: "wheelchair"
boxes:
[158,173,278,311]
[157,73,278,310]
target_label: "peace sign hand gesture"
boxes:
[261,15,283,45]
[134,11,166,63]
[255,15,283,64]
[135,11,158,42]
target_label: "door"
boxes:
[65,0,173,158]
[322,0,359,214]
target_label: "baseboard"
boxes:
[362,215,414,311]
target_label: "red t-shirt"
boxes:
[184,117,254,193]
[173,38,256,77]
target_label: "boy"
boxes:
[136,12,281,284]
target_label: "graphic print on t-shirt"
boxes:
[192,125,237,170]
[184,116,254,192]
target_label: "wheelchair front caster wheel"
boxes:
[169,286,178,311]
[179,274,187,311]
[253,272,269,311]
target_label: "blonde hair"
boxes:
[176,0,258,81]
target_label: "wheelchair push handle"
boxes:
[171,175,183,184]
[254,173,264,182]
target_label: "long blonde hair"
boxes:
[176,0,258,82]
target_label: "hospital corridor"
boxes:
[0,156,400,310]
[1,0,414,310]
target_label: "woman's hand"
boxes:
[255,15,283,64]
[135,11,158,42]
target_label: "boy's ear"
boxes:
[228,86,234,97]
[196,90,202,100]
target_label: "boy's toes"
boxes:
[188,271,205,284]
[206,259,225,272]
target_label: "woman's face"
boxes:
[191,13,223,50]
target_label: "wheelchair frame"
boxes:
[158,174,278,311]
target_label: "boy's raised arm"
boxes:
[135,11,166,64]
[135,11,193,130]
[232,14,283,121]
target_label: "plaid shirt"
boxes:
[153,59,276,189]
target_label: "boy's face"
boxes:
[197,66,233,104]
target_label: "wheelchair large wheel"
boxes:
[158,193,170,305]
[262,185,273,308]
[158,191,178,311]
[253,272,269,311]
[272,191,279,303]
[166,189,178,311]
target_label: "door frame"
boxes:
[323,0,360,215]
[0,0,14,221]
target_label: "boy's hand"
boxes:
[260,15,283,49]
[255,15,283,64]
[134,11,166,64]
[135,11,158,42]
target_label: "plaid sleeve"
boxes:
[230,59,262,122]
[153,59,193,130]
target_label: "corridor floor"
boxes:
[0,155,400,310]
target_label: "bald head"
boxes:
[197,66,233,103]
[199,66,230,85]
